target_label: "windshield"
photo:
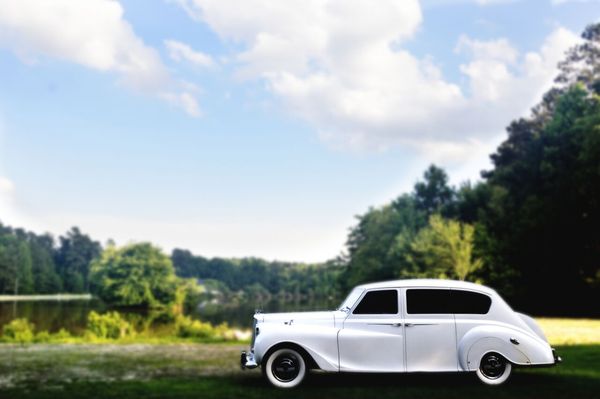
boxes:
[337,287,365,312]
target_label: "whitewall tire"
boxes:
[263,348,307,388]
[476,352,512,385]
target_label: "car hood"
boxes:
[258,311,336,327]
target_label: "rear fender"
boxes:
[458,325,554,371]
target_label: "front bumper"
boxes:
[240,351,258,370]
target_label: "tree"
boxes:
[405,215,483,281]
[414,165,455,216]
[16,241,34,294]
[29,236,62,293]
[0,232,20,294]
[55,227,101,292]
[556,23,600,93]
[90,243,179,308]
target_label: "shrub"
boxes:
[34,330,51,343]
[174,315,233,340]
[2,318,35,343]
[87,311,135,340]
[175,315,214,338]
[54,328,71,340]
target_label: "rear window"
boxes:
[406,288,492,314]
[451,290,491,314]
[353,290,398,314]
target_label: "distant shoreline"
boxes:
[0,294,92,302]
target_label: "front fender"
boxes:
[254,324,339,372]
[458,325,554,371]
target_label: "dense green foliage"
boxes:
[174,315,233,340]
[90,243,181,309]
[405,215,483,281]
[0,225,99,295]
[171,249,342,300]
[2,318,35,344]
[86,311,135,340]
[0,311,239,344]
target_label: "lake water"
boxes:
[0,297,341,333]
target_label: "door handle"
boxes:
[391,323,402,327]
[404,323,437,327]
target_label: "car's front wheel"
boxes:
[476,352,512,385]
[263,347,307,388]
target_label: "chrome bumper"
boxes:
[240,351,258,369]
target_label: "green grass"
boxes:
[0,344,598,399]
[0,318,598,399]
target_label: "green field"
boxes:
[0,318,598,399]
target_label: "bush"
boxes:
[87,311,135,340]
[34,330,51,343]
[174,315,232,340]
[2,318,35,343]
[54,328,72,340]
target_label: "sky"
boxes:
[0,0,598,262]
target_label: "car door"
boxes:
[403,288,458,372]
[338,289,405,372]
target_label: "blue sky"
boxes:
[0,0,598,262]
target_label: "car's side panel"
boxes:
[404,315,457,372]
[338,317,405,372]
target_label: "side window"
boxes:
[406,289,451,314]
[451,290,492,314]
[353,290,398,314]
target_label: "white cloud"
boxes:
[455,35,518,64]
[174,0,579,165]
[161,91,202,117]
[165,39,215,68]
[0,0,200,116]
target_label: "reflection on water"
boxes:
[0,299,106,334]
[0,297,341,332]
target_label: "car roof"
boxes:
[356,279,496,295]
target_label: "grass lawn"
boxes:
[0,318,598,399]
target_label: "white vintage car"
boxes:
[240,279,561,388]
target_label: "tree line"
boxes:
[0,224,340,302]
[0,23,599,315]
[0,225,101,295]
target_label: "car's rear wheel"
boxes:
[476,352,512,385]
[263,347,307,388]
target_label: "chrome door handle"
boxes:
[404,323,437,327]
